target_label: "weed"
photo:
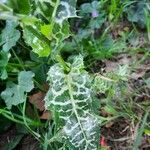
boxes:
[0,0,149,149]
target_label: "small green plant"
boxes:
[0,0,101,149]
[0,0,149,149]
[124,0,150,28]
[44,55,100,149]
[145,5,150,41]
[108,0,124,22]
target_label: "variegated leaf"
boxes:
[44,55,99,150]
[63,113,99,150]
[23,25,51,57]
[55,0,77,25]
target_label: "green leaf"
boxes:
[0,0,7,3]
[44,55,100,150]
[93,75,112,93]
[0,51,10,80]
[81,1,99,14]
[19,15,38,25]
[81,3,92,14]
[0,20,20,52]
[63,114,99,150]
[6,134,24,150]
[144,128,150,135]
[41,24,53,39]
[45,21,71,57]
[18,71,35,92]
[0,11,18,20]
[52,21,70,45]
[23,25,51,57]
[16,0,30,15]
[104,106,118,115]
[1,71,35,109]
[145,78,150,88]
[1,82,26,109]
[133,110,149,150]
[55,0,77,25]
[125,2,150,28]
[89,15,105,29]
[0,1,12,11]
[6,0,30,14]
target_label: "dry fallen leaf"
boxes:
[104,54,131,72]
[43,83,49,91]
[105,121,114,128]
[130,64,150,80]
[40,111,51,120]
[29,91,45,111]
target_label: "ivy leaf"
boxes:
[0,51,10,80]
[55,0,77,25]
[44,55,100,150]
[23,25,51,57]
[0,20,20,52]
[1,71,35,109]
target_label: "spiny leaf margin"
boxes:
[44,55,100,150]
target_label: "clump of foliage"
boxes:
[0,0,149,149]
[0,0,101,149]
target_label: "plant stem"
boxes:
[56,55,70,73]
[11,49,25,70]
[0,2,12,11]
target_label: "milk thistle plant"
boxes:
[1,0,149,149]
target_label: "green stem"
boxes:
[34,79,47,92]
[50,0,60,27]
[22,96,42,140]
[11,49,25,70]
[8,62,39,68]
[0,108,42,126]
[133,110,149,150]
[0,2,12,11]
[56,55,70,73]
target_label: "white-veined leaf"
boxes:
[55,0,77,25]
[63,113,99,150]
[44,55,100,150]
[23,25,51,57]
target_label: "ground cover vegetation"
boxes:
[0,0,150,149]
